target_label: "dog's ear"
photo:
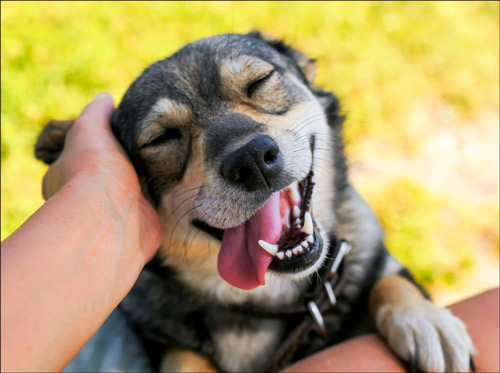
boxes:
[34,120,74,164]
[248,31,317,85]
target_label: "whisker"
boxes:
[168,203,202,249]
[289,113,329,134]
[313,164,335,179]
[285,103,322,133]
[162,192,199,228]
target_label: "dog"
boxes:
[35,32,475,372]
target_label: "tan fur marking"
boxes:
[160,348,216,373]
[231,103,269,122]
[138,98,192,147]
[150,98,193,122]
[369,275,423,320]
[220,55,274,96]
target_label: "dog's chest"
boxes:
[208,315,285,371]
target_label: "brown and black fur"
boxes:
[36,32,475,372]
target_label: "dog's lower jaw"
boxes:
[268,220,330,281]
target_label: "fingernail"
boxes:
[95,92,110,100]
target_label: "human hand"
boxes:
[41,93,162,262]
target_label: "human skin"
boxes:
[1,93,162,372]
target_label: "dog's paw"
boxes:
[375,299,475,372]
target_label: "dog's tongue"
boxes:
[218,193,282,290]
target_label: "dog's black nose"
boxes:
[220,135,283,192]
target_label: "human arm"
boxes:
[1,93,162,372]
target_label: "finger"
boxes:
[78,92,115,128]
[66,93,115,146]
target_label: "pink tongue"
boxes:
[217,193,282,290]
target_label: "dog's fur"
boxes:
[36,32,475,372]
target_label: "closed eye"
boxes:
[142,128,182,148]
[246,70,275,98]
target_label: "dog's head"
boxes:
[37,32,345,293]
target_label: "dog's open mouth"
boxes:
[268,171,322,269]
[194,171,322,290]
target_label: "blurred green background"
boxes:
[1,1,498,304]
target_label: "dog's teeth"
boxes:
[306,235,314,244]
[301,240,309,248]
[277,251,285,260]
[302,211,313,235]
[258,240,278,256]
[290,186,301,205]
[293,205,301,218]
[297,245,304,254]
[286,250,293,258]
[292,246,300,255]
[294,218,301,226]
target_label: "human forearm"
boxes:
[1,178,150,372]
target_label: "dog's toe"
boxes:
[376,300,475,372]
[469,355,476,372]
[408,354,419,373]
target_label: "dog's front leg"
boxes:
[160,348,217,373]
[369,275,475,372]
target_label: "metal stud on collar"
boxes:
[330,240,351,275]
[324,281,337,306]
[307,300,326,338]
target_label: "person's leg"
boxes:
[285,288,499,372]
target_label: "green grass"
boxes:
[2,1,498,296]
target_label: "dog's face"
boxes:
[112,33,343,293]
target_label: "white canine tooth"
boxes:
[293,205,301,218]
[277,251,285,260]
[286,250,293,258]
[306,235,314,244]
[302,211,313,235]
[291,186,301,204]
[301,240,309,248]
[258,240,278,256]
[294,218,301,226]
[297,246,304,254]
[293,246,300,255]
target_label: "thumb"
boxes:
[66,93,115,146]
[79,93,115,126]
